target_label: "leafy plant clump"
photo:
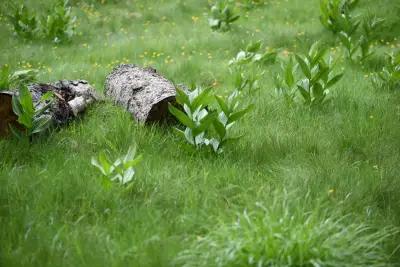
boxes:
[41,0,76,43]
[211,90,253,152]
[0,65,37,91]
[229,41,276,95]
[339,15,384,61]
[11,85,54,140]
[7,3,39,39]
[373,51,400,90]
[208,1,240,32]
[168,86,252,153]
[233,67,264,95]
[168,87,217,150]
[91,145,143,187]
[275,42,343,107]
[176,193,399,267]
[7,0,76,43]
[320,0,360,35]
[274,56,298,106]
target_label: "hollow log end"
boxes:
[146,96,177,124]
[0,92,20,138]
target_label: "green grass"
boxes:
[1,0,400,266]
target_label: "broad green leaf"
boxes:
[11,94,23,116]
[194,111,217,135]
[311,65,330,84]
[123,145,136,162]
[326,73,344,88]
[124,154,143,169]
[36,100,54,116]
[339,31,351,48]
[311,46,327,66]
[215,95,229,115]
[191,87,212,110]
[91,158,107,175]
[18,85,34,118]
[228,15,240,23]
[228,104,253,124]
[208,18,220,28]
[246,40,262,53]
[98,151,112,175]
[31,115,52,134]
[213,119,226,140]
[284,61,295,87]
[312,82,324,99]
[184,128,195,145]
[309,41,320,58]
[122,168,135,184]
[175,88,190,105]
[168,103,196,129]
[295,55,311,79]
[297,85,311,104]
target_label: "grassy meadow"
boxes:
[1,0,400,266]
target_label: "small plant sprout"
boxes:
[294,42,344,106]
[168,87,217,149]
[358,15,384,61]
[210,90,253,153]
[274,56,298,106]
[338,31,359,61]
[233,68,264,95]
[0,65,38,91]
[10,85,54,140]
[373,51,400,90]
[208,1,240,32]
[319,0,360,35]
[229,40,277,66]
[339,15,384,61]
[91,146,143,186]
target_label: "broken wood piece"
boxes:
[104,64,177,123]
[0,80,99,138]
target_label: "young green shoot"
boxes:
[91,145,143,187]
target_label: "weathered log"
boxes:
[0,92,19,137]
[0,80,99,138]
[104,64,178,123]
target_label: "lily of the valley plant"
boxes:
[11,85,54,140]
[168,87,252,153]
[91,145,143,186]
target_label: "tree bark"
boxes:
[0,92,18,137]
[0,80,99,138]
[104,64,177,123]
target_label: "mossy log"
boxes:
[104,64,178,123]
[0,80,99,138]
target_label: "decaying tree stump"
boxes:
[105,64,178,123]
[0,80,99,138]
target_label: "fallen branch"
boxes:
[0,80,99,138]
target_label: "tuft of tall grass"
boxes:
[176,192,399,267]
